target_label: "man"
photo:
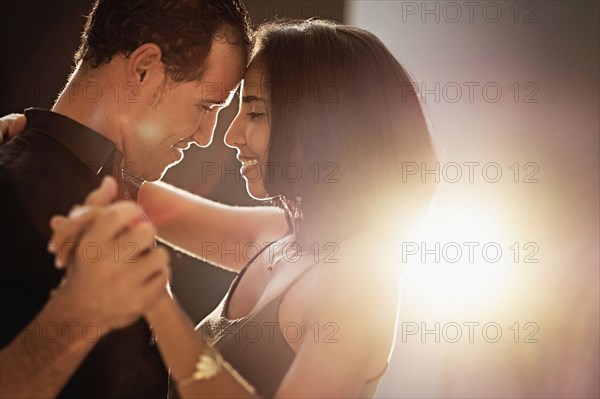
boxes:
[0,0,249,397]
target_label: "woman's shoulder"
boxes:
[278,234,400,376]
[284,233,401,323]
[307,233,399,287]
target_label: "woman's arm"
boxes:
[0,113,288,273]
[274,253,400,398]
[138,181,289,272]
[49,178,289,273]
[145,256,398,399]
[145,294,259,398]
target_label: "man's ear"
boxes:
[127,43,163,84]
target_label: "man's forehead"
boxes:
[194,45,245,104]
[195,82,239,106]
[202,40,246,79]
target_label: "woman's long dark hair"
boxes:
[254,20,437,248]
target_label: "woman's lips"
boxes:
[239,158,259,177]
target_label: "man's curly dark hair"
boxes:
[74,0,253,82]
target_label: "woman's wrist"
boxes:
[144,288,173,324]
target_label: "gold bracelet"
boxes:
[178,345,223,387]
[177,345,257,395]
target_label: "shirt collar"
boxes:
[24,108,116,175]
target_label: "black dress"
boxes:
[170,236,388,398]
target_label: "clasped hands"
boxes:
[48,176,171,334]
[0,114,25,144]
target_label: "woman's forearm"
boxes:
[138,181,288,272]
[145,296,258,398]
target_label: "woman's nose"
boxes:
[224,113,245,149]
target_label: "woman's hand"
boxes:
[49,175,120,268]
[48,176,171,332]
[0,113,26,144]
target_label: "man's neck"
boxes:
[52,66,124,151]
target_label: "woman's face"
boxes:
[224,61,270,199]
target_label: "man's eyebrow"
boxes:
[203,98,228,106]
[241,95,265,103]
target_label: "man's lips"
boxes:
[172,138,194,150]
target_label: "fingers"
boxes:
[0,113,25,143]
[8,115,26,139]
[0,120,7,144]
[49,202,146,268]
[50,215,67,232]
[84,201,145,245]
[48,176,146,269]
[140,270,171,311]
[115,221,157,260]
[126,247,170,287]
[49,176,118,266]
[85,176,118,207]
[49,208,102,268]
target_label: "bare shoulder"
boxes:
[291,236,400,310]
[279,236,400,377]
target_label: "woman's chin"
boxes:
[245,184,268,200]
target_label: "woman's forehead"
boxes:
[241,62,267,98]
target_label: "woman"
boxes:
[48,20,437,398]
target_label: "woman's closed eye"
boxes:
[247,111,265,119]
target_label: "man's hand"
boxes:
[49,177,170,334]
[0,113,26,144]
[50,174,121,268]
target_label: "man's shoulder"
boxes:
[0,130,63,181]
[0,132,34,171]
[0,129,92,190]
[0,128,102,238]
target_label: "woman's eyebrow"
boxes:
[241,95,265,103]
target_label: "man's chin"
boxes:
[140,169,166,182]
[140,160,178,182]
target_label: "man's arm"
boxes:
[0,178,94,398]
[0,289,96,399]
[0,179,170,398]
[0,131,94,397]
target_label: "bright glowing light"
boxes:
[401,192,516,317]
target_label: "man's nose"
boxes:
[192,114,218,147]
[191,131,207,147]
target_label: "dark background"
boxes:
[0,0,344,323]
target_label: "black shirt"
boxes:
[0,108,168,398]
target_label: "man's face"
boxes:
[123,37,245,181]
